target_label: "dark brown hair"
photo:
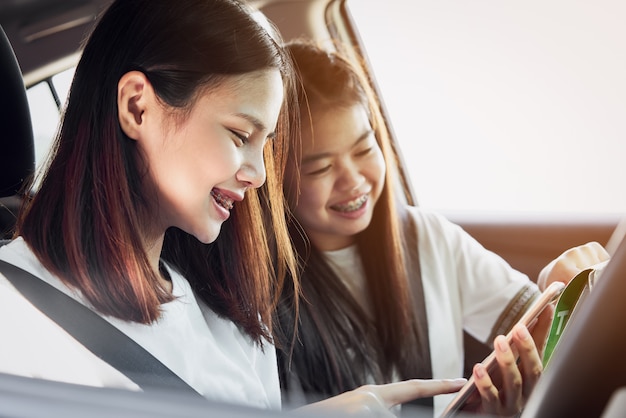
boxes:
[17,0,299,343]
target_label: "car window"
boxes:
[26,67,75,174]
[347,0,626,214]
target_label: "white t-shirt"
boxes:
[0,237,281,410]
[325,206,538,417]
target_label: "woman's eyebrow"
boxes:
[301,129,374,164]
[301,152,331,165]
[235,112,276,139]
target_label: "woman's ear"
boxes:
[117,71,152,140]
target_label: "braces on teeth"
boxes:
[334,195,368,212]
[211,190,234,210]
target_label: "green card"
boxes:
[542,261,608,368]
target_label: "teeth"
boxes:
[210,189,234,210]
[332,195,368,212]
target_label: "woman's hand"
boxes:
[469,302,554,416]
[537,241,609,291]
[297,378,467,417]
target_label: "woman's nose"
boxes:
[238,146,266,189]
[336,160,364,192]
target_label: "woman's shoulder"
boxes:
[401,205,480,259]
[0,237,81,300]
[0,237,44,277]
[403,205,460,232]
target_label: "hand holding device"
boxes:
[440,281,565,417]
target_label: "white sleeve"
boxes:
[410,207,539,345]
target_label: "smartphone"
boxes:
[439,281,566,418]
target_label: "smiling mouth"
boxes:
[331,194,368,212]
[210,189,234,210]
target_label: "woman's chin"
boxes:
[191,225,222,245]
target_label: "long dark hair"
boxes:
[274,40,427,402]
[17,0,299,344]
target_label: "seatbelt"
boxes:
[0,259,203,396]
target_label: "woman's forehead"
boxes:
[300,104,372,154]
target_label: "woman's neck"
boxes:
[143,233,171,292]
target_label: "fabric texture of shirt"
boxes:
[324,206,539,416]
[0,237,281,410]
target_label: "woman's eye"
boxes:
[229,129,249,146]
[355,147,372,157]
[306,165,331,176]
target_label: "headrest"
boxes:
[0,25,35,198]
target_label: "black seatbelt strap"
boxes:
[0,259,203,396]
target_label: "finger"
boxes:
[538,242,609,289]
[529,303,555,355]
[571,242,610,269]
[493,335,523,412]
[512,324,543,399]
[550,242,610,284]
[472,363,500,414]
[373,378,467,408]
[583,241,610,260]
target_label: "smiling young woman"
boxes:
[1,0,299,408]
[273,39,610,417]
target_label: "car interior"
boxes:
[0,0,625,417]
[0,23,34,241]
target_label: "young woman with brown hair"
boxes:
[275,39,609,416]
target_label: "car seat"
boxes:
[0,24,35,239]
